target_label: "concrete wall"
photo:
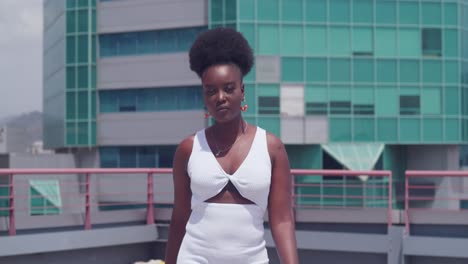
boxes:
[98,0,207,33]
[97,111,205,146]
[98,53,200,89]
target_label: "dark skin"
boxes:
[165,64,299,264]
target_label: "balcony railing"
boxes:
[0,168,394,236]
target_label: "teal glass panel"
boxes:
[330,27,350,56]
[67,0,76,9]
[330,118,352,141]
[399,118,420,142]
[399,2,419,25]
[330,0,350,23]
[78,122,88,145]
[445,119,460,142]
[329,59,350,82]
[78,91,89,119]
[421,87,441,115]
[353,0,373,23]
[282,57,304,82]
[257,0,279,21]
[423,118,443,142]
[239,23,255,50]
[422,2,441,25]
[306,58,327,82]
[377,118,398,141]
[376,60,396,83]
[78,0,88,8]
[422,28,441,57]
[257,84,280,97]
[244,84,256,114]
[91,36,96,63]
[78,66,88,88]
[66,122,76,145]
[282,0,302,22]
[66,67,76,89]
[305,85,327,102]
[281,25,303,56]
[91,65,97,87]
[244,66,255,82]
[354,118,375,141]
[92,9,96,32]
[91,91,96,117]
[100,147,119,168]
[353,59,374,83]
[444,86,460,115]
[78,35,88,63]
[376,87,397,116]
[66,92,76,119]
[445,61,460,84]
[305,26,327,56]
[225,0,236,21]
[444,29,459,58]
[376,1,396,24]
[305,0,326,22]
[444,3,458,26]
[353,86,373,104]
[329,85,350,101]
[78,10,88,32]
[258,116,280,137]
[66,11,76,33]
[258,24,279,55]
[66,36,76,64]
[399,60,420,83]
[352,27,373,54]
[399,29,420,57]
[119,147,137,168]
[239,0,254,20]
[210,0,222,23]
[400,86,419,96]
[375,28,396,57]
[422,60,442,83]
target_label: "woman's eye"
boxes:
[205,89,216,96]
[225,86,234,92]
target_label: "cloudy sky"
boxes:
[0,0,42,118]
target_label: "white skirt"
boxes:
[177,202,269,264]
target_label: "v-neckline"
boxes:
[204,126,258,177]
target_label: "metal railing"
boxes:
[405,170,468,234]
[0,168,393,236]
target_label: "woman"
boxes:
[165,27,298,264]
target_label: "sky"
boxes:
[0,0,43,118]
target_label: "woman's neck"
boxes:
[211,116,245,142]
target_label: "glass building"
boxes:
[43,0,468,208]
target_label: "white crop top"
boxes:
[187,127,272,212]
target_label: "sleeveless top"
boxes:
[187,127,272,213]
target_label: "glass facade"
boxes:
[65,0,97,146]
[99,86,203,113]
[99,27,207,57]
[210,0,465,144]
[100,146,177,168]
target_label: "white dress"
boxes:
[177,127,271,263]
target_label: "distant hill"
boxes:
[1,111,43,143]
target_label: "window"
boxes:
[330,101,351,115]
[306,102,327,115]
[258,96,280,114]
[353,104,374,115]
[422,28,442,57]
[29,180,61,216]
[400,95,420,115]
[99,27,207,57]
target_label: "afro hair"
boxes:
[189,27,254,78]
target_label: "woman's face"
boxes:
[201,64,244,123]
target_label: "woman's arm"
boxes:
[164,137,193,264]
[267,133,299,264]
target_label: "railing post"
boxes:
[147,172,155,225]
[9,174,15,236]
[388,172,393,230]
[405,172,410,234]
[84,173,91,230]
